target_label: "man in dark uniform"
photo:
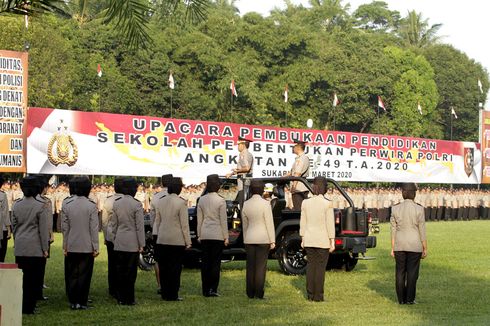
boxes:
[62,176,99,310]
[287,140,310,210]
[227,137,254,207]
[390,183,427,305]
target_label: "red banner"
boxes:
[27,108,481,184]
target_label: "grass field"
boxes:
[5,220,490,325]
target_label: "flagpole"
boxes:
[285,102,288,127]
[377,106,380,134]
[170,88,173,118]
[230,91,233,121]
[333,103,336,131]
[450,107,453,141]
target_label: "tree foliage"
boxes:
[0,1,487,141]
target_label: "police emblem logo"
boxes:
[464,147,474,177]
[47,119,78,167]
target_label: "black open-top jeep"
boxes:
[140,176,376,275]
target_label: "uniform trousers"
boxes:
[436,207,444,220]
[105,241,117,297]
[16,256,45,314]
[245,244,269,299]
[394,251,422,304]
[56,213,62,232]
[65,252,94,306]
[157,244,185,300]
[305,247,329,302]
[451,208,458,220]
[115,251,139,304]
[0,230,8,262]
[37,256,47,299]
[292,192,308,211]
[200,240,224,295]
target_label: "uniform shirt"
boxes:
[390,199,426,252]
[0,191,9,235]
[299,195,335,249]
[61,195,99,253]
[37,194,53,238]
[237,148,253,191]
[101,193,123,242]
[291,153,310,193]
[242,194,275,245]
[12,196,50,257]
[111,195,145,252]
[155,193,191,246]
[149,189,168,236]
[197,192,228,241]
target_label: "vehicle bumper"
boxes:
[335,236,377,254]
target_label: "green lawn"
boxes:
[5,221,490,325]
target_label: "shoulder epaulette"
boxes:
[88,199,96,205]
[392,202,401,207]
[63,195,74,201]
[65,199,74,205]
[132,197,140,202]
[115,197,122,201]
[35,196,47,204]
[14,197,22,202]
[178,196,186,201]
[415,202,423,207]
[159,194,167,199]
[107,194,114,199]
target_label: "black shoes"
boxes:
[204,291,220,297]
[118,301,136,306]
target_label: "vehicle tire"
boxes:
[138,233,156,271]
[277,232,307,275]
[326,254,344,270]
[344,253,358,272]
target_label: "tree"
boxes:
[423,44,489,141]
[353,1,400,31]
[397,10,442,48]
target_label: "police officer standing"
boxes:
[62,176,99,310]
[154,177,192,301]
[287,140,310,210]
[101,178,123,298]
[0,176,10,262]
[241,180,275,299]
[197,174,228,297]
[227,137,253,206]
[110,178,145,305]
[300,176,335,302]
[149,174,173,294]
[12,176,50,314]
[390,183,427,305]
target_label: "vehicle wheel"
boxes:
[344,253,358,272]
[138,237,156,271]
[277,232,307,275]
[326,254,344,270]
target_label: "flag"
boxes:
[168,72,175,90]
[284,84,288,103]
[377,96,386,111]
[24,15,28,29]
[230,79,237,97]
[478,79,484,94]
[417,101,423,115]
[333,92,339,107]
[97,64,102,78]
[451,107,458,119]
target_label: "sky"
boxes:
[235,0,490,105]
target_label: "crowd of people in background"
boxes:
[1,179,490,237]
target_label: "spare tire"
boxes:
[277,232,307,275]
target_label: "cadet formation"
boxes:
[0,139,487,314]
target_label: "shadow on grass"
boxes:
[367,249,490,324]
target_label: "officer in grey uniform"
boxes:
[12,176,50,314]
[149,174,173,294]
[197,174,229,297]
[227,137,253,207]
[101,178,123,298]
[242,179,275,299]
[34,175,54,301]
[110,178,145,305]
[62,176,99,310]
[390,183,427,305]
[288,140,310,210]
[0,175,11,262]
[300,177,335,302]
[154,177,192,301]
